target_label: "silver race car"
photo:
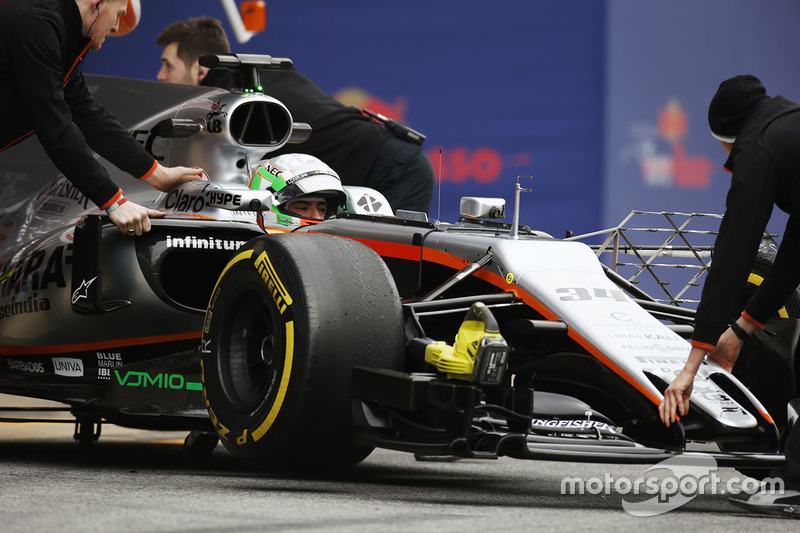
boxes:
[0,55,795,473]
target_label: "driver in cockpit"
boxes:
[247,153,345,222]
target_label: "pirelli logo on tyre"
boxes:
[255,251,293,314]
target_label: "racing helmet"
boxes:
[248,154,346,219]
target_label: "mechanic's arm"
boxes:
[11,17,121,207]
[101,163,204,236]
[691,156,776,346]
[65,71,156,179]
[65,73,204,193]
[659,316,756,427]
[107,200,164,236]
[709,316,755,371]
[144,163,204,192]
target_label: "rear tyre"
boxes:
[201,233,405,470]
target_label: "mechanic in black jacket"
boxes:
[155,17,435,215]
[0,0,202,236]
[660,75,800,515]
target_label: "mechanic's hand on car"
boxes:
[144,163,205,192]
[107,200,165,236]
[708,324,748,372]
[658,344,709,427]
[658,366,696,427]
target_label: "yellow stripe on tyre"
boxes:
[252,320,294,442]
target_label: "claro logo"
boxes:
[52,357,84,377]
[164,187,243,213]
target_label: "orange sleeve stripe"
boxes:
[138,159,158,180]
[741,311,764,329]
[690,340,716,351]
[99,189,123,210]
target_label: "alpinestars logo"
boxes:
[71,276,97,304]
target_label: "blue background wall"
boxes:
[605,0,800,238]
[82,0,800,238]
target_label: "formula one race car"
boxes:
[0,55,797,472]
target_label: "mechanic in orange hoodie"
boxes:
[0,0,203,236]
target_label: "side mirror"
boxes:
[287,123,312,144]
[459,197,506,219]
[153,118,202,139]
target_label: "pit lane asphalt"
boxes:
[1,394,797,532]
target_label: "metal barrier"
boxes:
[568,211,779,307]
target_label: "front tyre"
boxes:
[201,233,405,469]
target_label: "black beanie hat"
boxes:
[708,75,768,142]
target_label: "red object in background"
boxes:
[242,1,267,33]
[672,143,711,188]
[426,146,504,184]
[658,99,688,144]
